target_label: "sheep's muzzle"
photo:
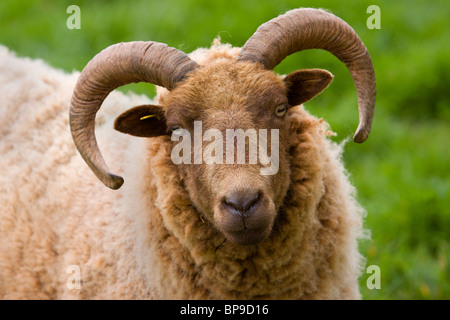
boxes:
[214,187,276,245]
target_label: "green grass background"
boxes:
[1,0,448,299]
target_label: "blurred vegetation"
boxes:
[0,0,448,299]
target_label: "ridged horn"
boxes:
[237,8,376,143]
[70,41,199,189]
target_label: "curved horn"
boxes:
[70,41,199,189]
[237,8,376,143]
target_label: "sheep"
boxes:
[0,8,375,299]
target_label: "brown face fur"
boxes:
[114,58,333,245]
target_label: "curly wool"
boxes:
[0,44,367,299]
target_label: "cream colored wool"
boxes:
[0,44,367,299]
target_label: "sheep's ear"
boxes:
[114,104,168,137]
[283,69,334,106]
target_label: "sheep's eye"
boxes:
[274,104,287,117]
[170,125,183,136]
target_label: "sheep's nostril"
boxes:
[222,190,261,216]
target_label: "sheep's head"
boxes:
[114,60,333,245]
[70,8,376,245]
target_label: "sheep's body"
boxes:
[0,44,366,299]
[0,45,152,299]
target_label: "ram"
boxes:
[0,8,375,299]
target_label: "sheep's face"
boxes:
[114,59,333,245]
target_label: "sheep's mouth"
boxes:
[214,196,276,246]
[223,227,271,246]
